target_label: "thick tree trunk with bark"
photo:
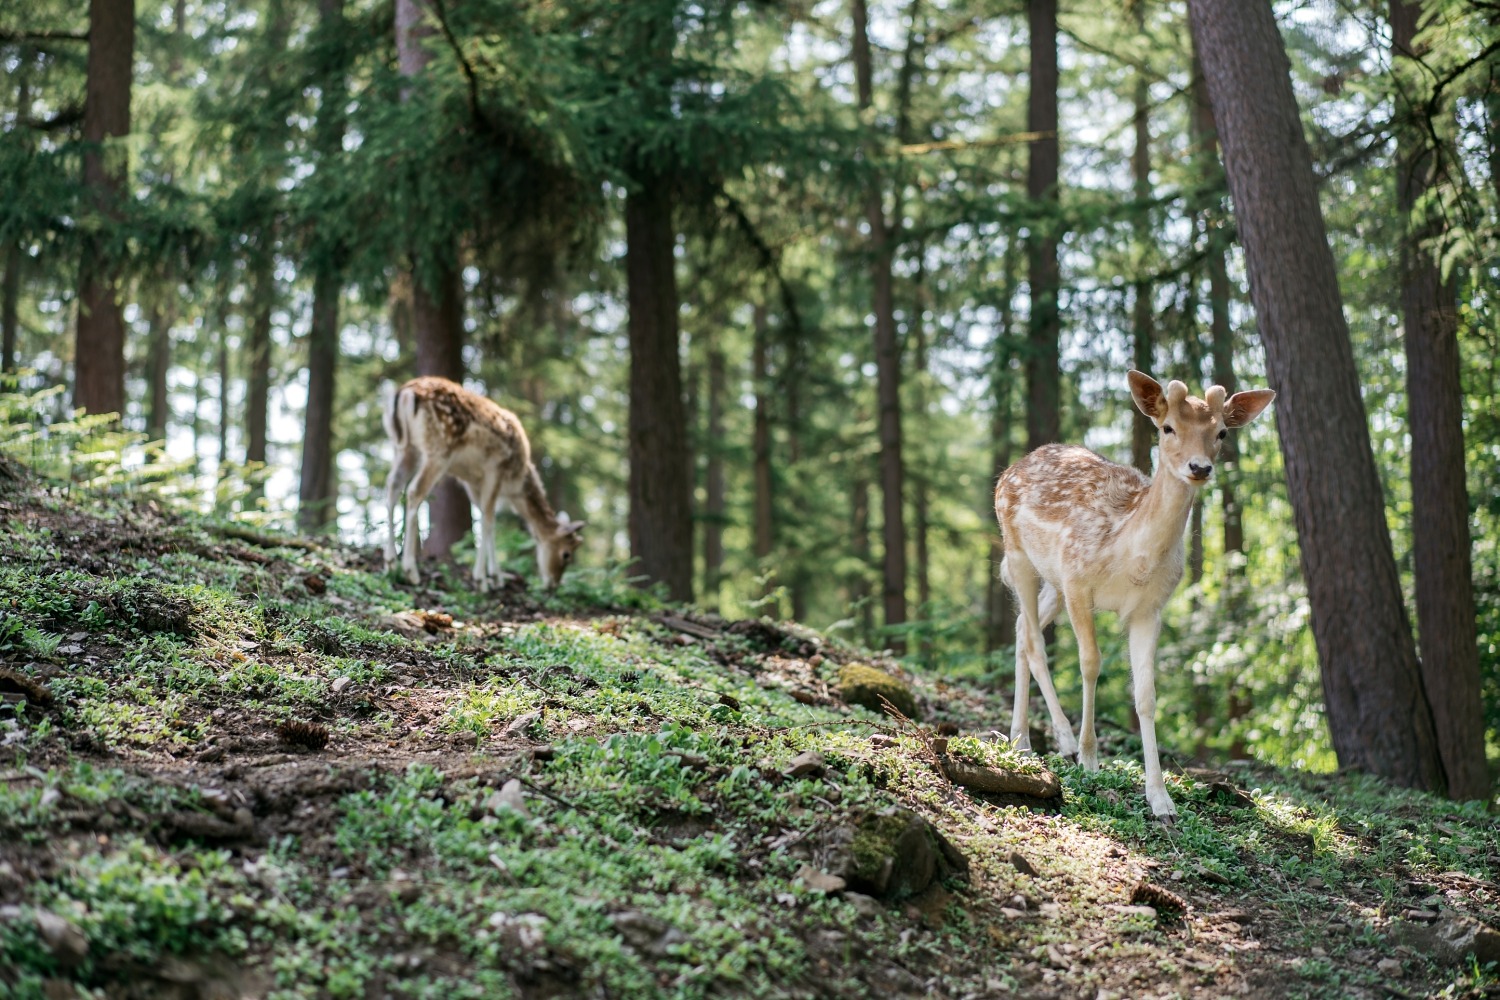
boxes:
[74,0,134,418]
[298,0,346,533]
[1190,0,1444,792]
[852,0,908,640]
[1025,0,1060,450]
[397,0,469,556]
[625,181,694,602]
[1390,0,1490,801]
[3,70,28,375]
[1130,42,1154,475]
[851,471,874,641]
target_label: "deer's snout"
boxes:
[1187,461,1213,481]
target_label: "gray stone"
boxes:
[813,807,968,901]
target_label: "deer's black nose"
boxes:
[1188,462,1213,480]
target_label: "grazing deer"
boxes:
[383,376,585,590]
[994,371,1275,819]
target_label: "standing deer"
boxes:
[383,377,585,590]
[994,370,1275,819]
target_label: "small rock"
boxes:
[842,892,882,920]
[505,712,542,736]
[330,676,353,694]
[1009,852,1038,877]
[1198,867,1233,886]
[1404,909,1439,922]
[56,644,84,656]
[35,911,88,963]
[488,911,547,951]
[784,750,825,779]
[39,787,61,810]
[1377,957,1403,976]
[531,745,555,762]
[454,729,480,748]
[1108,904,1158,920]
[869,734,897,749]
[485,779,529,817]
[717,693,741,711]
[1220,909,1254,924]
[796,864,847,894]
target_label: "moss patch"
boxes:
[837,662,918,719]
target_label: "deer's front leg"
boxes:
[384,449,417,568]
[1025,583,1078,757]
[1065,589,1101,772]
[1128,612,1176,819]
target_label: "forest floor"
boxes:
[0,465,1497,1000]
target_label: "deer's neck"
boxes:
[512,464,559,538]
[1125,469,1197,557]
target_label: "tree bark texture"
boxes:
[397,0,470,556]
[1390,0,1489,800]
[1190,0,1445,792]
[625,181,694,602]
[1025,0,1060,450]
[299,0,346,533]
[852,0,908,638]
[1130,43,1154,476]
[74,0,135,418]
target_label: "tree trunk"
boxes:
[852,0,908,641]
[217,314,230,476]
[987,242,1018,652]
[703,329,727,611]
[851,471,874,642]
[298,0,346,534]
[396,0,469,556]
[145,303,171,440]
[1130,27,1154,475]
[1189,0,1445,793]
[1390,0,1489,801]
[625,180,694,602]
[1191,49,1243,562]
[2,244,19,376]
[245,259,273,471]
[2,68,28,375]
[752,301,774,572]
[74,0,135,418]
[1025,0,1061,450]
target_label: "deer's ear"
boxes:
[1128,370,1168,420]
[1223,389,1276,428]
[560,520,587,537]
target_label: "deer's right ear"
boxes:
[1128,370,1168,420]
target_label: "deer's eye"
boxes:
[1162,425,1175,435]
[1217,429,1227,440]
[562,551,573,562]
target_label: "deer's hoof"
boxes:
[403,567,421,586]
[1078,751,1099,772]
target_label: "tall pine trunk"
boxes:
[4,68,30,375]
[1191,50,1243,563]
[986,242,1018,652]
[1190,0,1444,793]
[852,0,908,641]
[1025,0,1060,450]
[625,179,693,602]
[245,259,273,472]
[145,304,170,440]
[1390,0,1489,800]
[751,301,774,601]
[702,329,727,611]
[298,0,346,533]
[397,0,469,556]
[1129,20,1154,475]
[75,0,135,418]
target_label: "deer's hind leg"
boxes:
[384,446,419,568]
[1005,555,1073,754]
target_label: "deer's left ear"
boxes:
[560,520,587,537]
[1223,389,1277,428]
[1128,370,1168,420]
